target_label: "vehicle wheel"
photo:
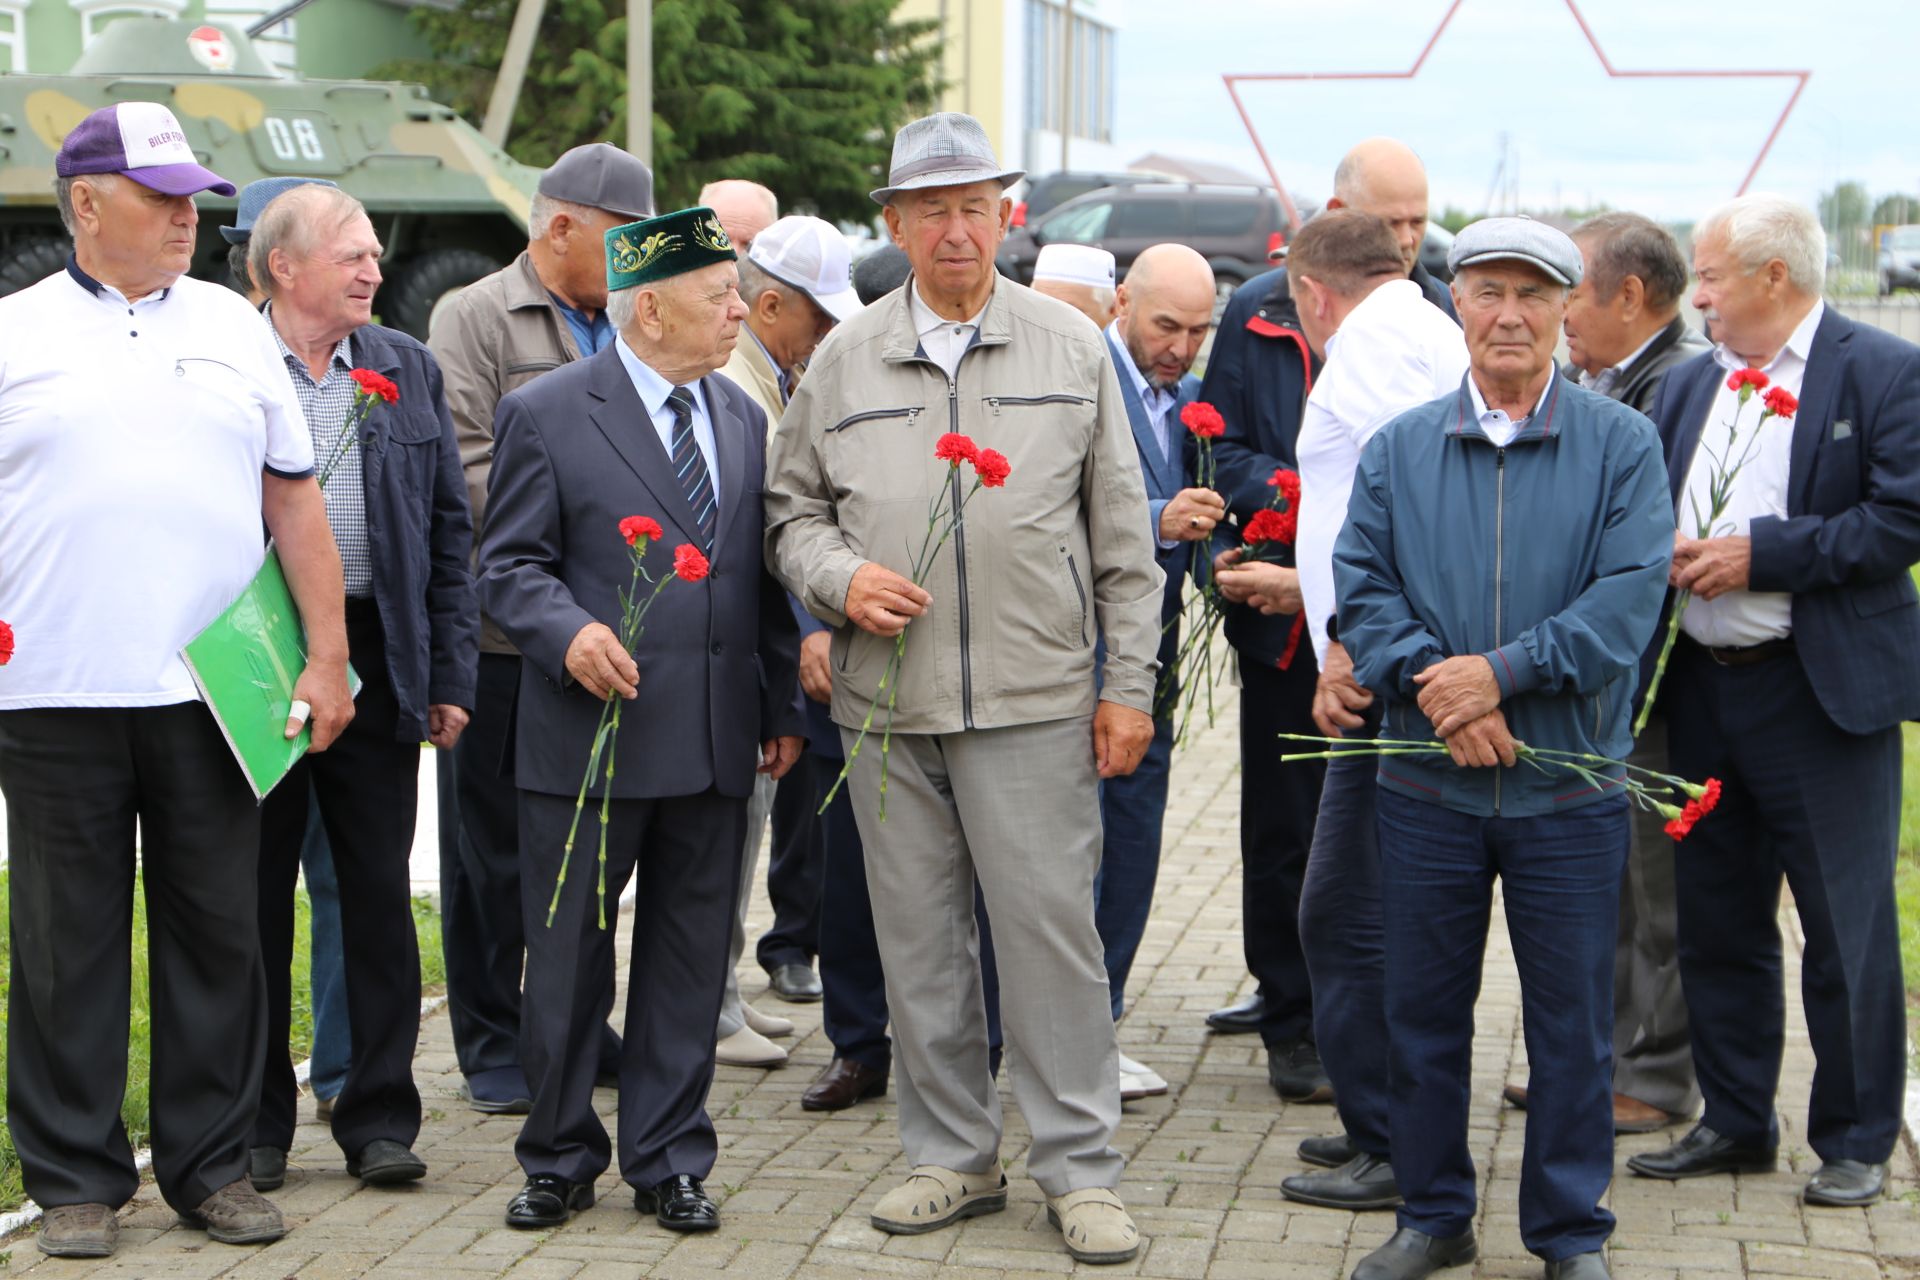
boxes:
[383,248,502,339]
[0,236,70,298]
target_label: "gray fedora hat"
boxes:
[870,112,1025,206]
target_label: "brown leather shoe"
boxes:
[802,1058,888,1111]
[38,1203,118,1258]
[1613,1093,1685,1134]
[1502,1083,1529,1110]
[179,1178,286,1245]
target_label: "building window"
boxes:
[71,0,185,44]
[1024,0,1115,144]
[0,1,29,72]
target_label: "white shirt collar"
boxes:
[1711,300,1824,376]
[1466,372,1554,425]
[909,282,988,338]
[615,334,692,419]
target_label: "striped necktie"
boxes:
[667,386,716,549]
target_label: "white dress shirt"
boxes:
[615,335,720,507]
[909,282,988,380]
[1677,300,1823,648]
[1297,279,1471,664]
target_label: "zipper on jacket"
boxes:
[946,377,975,728]
[827,406,923,432]
[986,393,1093,414]
[1066,550,1088,646]
[1493,447,1506,815]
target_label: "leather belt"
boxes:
[1690,635,1795,667]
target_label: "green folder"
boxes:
[180,547,360,801]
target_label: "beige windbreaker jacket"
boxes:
[764,276,1163,735]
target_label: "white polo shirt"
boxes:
[0,262,314,709]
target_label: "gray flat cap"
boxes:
[538,143,654,220]
[1448,215,1583,287]
[870,112,1024,206]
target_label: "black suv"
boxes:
[1012,170,1150,228]
[998,183,1288,303]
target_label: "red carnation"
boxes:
[673,543,710,582]
[1275,468,1302,504]
[973,448,1012,488]
[1695,777,1722,817]
[1181,401,1226,439]
[350,368,400,404]
[1725,368,1768,395]
[935,433,979,465]
[1243,509,1291,544]
[619,515,664,547]
[1762,386,1798,419]
[0,618,12,666]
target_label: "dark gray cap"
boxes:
[537,143,654,220]
[1448,215,1584,287]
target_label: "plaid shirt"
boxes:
[270,312,372,596]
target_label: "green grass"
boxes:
[0,872,443,1213]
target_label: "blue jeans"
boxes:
[301,793,352,1102]
[1377,788,1626,1261]
[1094,711,1174,1021]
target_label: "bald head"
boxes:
[1115,243,1216,391]
[698,180,778,253]
[1328,137,1429,273]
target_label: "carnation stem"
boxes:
[1631,591,1690,736]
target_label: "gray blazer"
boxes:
[478,343,803,800]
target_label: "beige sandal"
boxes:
[1046,1187,1141,1264]
[870,1164,1008,1234]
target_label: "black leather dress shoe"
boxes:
[802,1058,889,1111]
[1280,1152,1402,1210]
[768,962,823,1002]
[1297,1132,1358,1169]
[1804,1158,1887,1207]
[1545,1251,1610,1279]
[1352,1226,1478,1280]
[248,1145,286,1193]
[1206,991,1265,1034]
[635,1174,719,1231]
[1625,1123,1776,1181]
[346,1139,427,1185]
[506,1174,594,1229]
[1267,1038,1334,1103]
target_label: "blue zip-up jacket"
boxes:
[1332,373,1672,817]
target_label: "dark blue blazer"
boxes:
[1106,326,1200,633]
[477,343,804,799]
[1647,308,1920,734]
[346,323,480,739]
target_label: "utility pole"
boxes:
[628,0,652,168]
[481,0,547,147]
[1057,0,1075,171]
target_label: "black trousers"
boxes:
[1667,642,1906,1163]
[516,785,745,1188]
[1236,649,1324,1045]
[255,603,423,1156]
[438,651,524,1075]
[0,701,264,1214]
[757,767,825,972]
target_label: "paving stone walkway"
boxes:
[9,697,1918,1279]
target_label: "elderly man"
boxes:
[1246,210,1467,1215]
[0,102,353,1256]
[713,215,861,1069]
[1334,219,1671,1280]
[247,183,479,1191]
[767,111,1161,1266]
[699,178,778,254]
[481,206,803,1233]
[1625,196,1920,1208]
[1033,242,1118,327]
[222,176,337,304]
[1097,242,1218,1101]
[429,142,654,1113]
[1201,137,1456,1101]
[1500,213,1709,1135]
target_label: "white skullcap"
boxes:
[1032,243,1117,289]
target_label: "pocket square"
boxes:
[1833,419,1854,440]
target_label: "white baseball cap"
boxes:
[1033,243,1116,290]
[747,216,862,322]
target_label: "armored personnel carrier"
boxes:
[0,15,542,336]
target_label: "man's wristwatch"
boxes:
[1324,615,1339,645]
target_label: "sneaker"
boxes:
[1116,1051,1169,1100]
[715,1023,788,1068]
[1267,1038,1334,1103]
[179,1179,286,1245]
[38,1203,118,1258]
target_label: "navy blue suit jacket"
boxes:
[478,343,804,798]
[1648,308,1920,734]
[1106,327,1201,632]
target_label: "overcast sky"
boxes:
[1112,0,1917,223]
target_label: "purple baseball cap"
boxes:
[56,102,236,197]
